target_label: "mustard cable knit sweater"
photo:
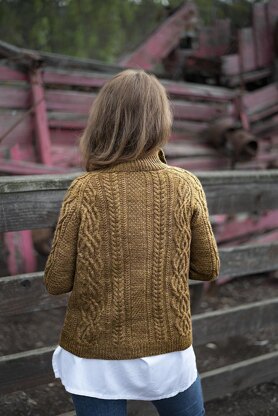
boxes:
[44,148,220,359]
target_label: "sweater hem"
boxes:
[59,333,192,359]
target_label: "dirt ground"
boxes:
[1,272,278,415]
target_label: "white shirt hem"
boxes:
[57,373,198,401]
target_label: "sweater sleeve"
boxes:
[189,176,220,281]
[43,178,81,295]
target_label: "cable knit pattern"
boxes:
[101,173,126,347]
[171,176,192,337]
[44,148,220,359]
[151,172,168,343]
[76,178,104,344]
[43,173,89,295]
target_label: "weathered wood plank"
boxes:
[0,113,33,148]
[45,89,228,122]
[0,86,30,109]
[202,351,278,402]
[0,346,277,402]
[217,211,278,244]
[192,298,278,346]
[164,141,218,158]
[1,170,277,232]
[221,54,240,76]
[43,67,236,102]
[47,115,209,135]
[242,84,278,117]
[266,0,278,30]
[0,346,54,394]
[239,28,256,73]
[0,39,121,73]
[218,242,278,277]
[0,65,27,82]
[43,67,109,88]
[0,159,74,175]
[253,3,272,68]
[119,2,197,70]
[1,245,277,317]
[0,272,68,316]
[194,20,230,59]
[224,67,271,87]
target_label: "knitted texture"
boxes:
[44,148,220,359]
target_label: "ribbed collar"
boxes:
[96,148,168,173]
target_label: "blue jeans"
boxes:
[71,374,205,416]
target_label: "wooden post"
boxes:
[4,144,37,275]
[29,68,52,165]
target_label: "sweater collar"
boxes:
[96,148,168,173]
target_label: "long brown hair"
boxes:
[78,69,173,171]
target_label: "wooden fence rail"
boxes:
[1,243,278,317]
[0,170,278,232]
[0,297,277,397]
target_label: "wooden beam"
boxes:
[45,89,229,121]
[47,115,209,134]
[1,255,277,317]
[192,298,278,346]
[43,67,236,102]
[0,86,30,109]
[0,170,277,232]
[0,159,77,175]
[242,84,278,118]
[0,272,68,316]
[218,242,278,278]
[0,65,27,82]
[0,112,33,148]
[202,351,278,402]
[0,346,54,394]
[119,2,197,70]
[224,67,271,87]
[238,28,256,73]
[0,39,120,73]
[253,3,272,68]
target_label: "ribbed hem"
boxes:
[59,332,192,359]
